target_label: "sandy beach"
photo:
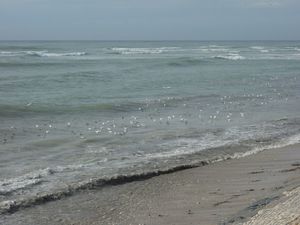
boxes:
[1,143,299,225]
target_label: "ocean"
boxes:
[0,41,300,213]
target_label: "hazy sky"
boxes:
[0,0,299,40]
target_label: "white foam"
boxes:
[251,46,265,50]
[0,50,87,57]
[0,161,105,195]
[0,168,53,194]
[229,133,300,160]
[260,49,269,53]
[110,47,179,55]
[145,130,300,168]
[145,135,236,159]
[28,51,87,57]
[214,53,245,60]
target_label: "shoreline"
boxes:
[1,143,300,225]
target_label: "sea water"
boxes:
[0,41,300,212]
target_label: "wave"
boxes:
[213,53,245,60]
[31,52,87,57]
[0,169,53,195]
[166,57,207,67]
[1,131,299,215]
[0,102,140,117]
[0,162,99,196]
[164,54,244,67]
[0,162,205,214]
[251,46,265,50]
[0,50,87,57]
[0,95,219,117]
[108,47,180,55]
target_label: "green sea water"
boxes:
[0,41,300,212]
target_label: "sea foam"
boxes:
[0,51,87,57]
[214,53,245,60]
[110,47,179,55]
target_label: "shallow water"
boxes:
[0,41,300,212]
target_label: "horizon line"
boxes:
[0,39,300,42]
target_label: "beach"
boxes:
[1,143,299,225]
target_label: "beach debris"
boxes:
[249,170,264,174]
[280,167,300,173]
[291,162,300,167]
[187,209,193,215]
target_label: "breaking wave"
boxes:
[109,47,180,55]
[0,51,87,57]
[214,53,246,60]
[0,169,53,195]
[1,130,299,215]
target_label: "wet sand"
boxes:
[1,144,300,225]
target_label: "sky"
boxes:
[0,0,299,40]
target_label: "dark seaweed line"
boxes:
[0,161,209,215]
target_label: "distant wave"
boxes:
[250,46,270,53]
[31,51,87,57]
[251,46,265,50]
[0,51,87,57]
[108,47,180,55]
[213,53,246,60]
[166,57,208,67]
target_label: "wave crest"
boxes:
[214,53,245,60]
[0,51,87,57]
[109,47,179,55]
